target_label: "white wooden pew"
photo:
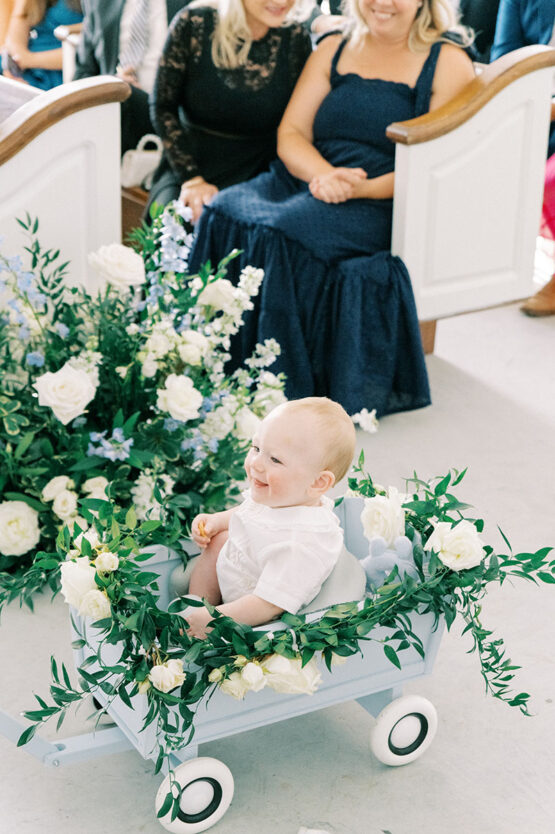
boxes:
[388,45,555,351]
[0,75,129,294]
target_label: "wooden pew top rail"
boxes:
[387,45,555,145]
[0,76,130,167]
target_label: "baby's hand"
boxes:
[191,514,215,548]
[182,605,213,640]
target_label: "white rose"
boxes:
[78,589,111,620]
[241,662,266,692]
[52,489,78,520]
[0,501,40,556]
[74,527,101,552]
[424,520,485,572]
[95,551,119,573]
[261,654,322,695]
[148,659,186,693]
[42,475,75,502]
[34,363,97,425]
[88,243,145,292]
[157,374,203,422]
[147,332,172,359]
[201,405,235,441]
[66,516,88,535]
[219,671,250,701]
[178,331,209,366]
[197,278,236,313]
[60,557,97,609]
[360,487,405,548]
[234,407,261,441]
[81,477,109,499]
[208,667,224,683]
[141,355,159,378]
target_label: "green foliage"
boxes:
[0,207,285,609]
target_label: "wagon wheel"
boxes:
[155,757,234,833]
[370,695,438,766]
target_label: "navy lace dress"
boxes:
[189,39,443,416]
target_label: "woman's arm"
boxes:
[428,42,476,111]
[150,10,218,220]
[5,0,63,70]
[277,34,345,181]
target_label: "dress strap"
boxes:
[414,41,442,115]
[330,38,349,80]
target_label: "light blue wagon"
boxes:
[1,497,443,832]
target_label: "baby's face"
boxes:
[244,409,325,508]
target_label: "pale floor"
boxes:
[1,300,554,834]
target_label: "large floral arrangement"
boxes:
[17,457,554,824]
[0,207,286,610]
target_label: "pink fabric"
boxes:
[540,152,555,240]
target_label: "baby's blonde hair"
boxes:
[278,397,356,483]
[344,0,473,52]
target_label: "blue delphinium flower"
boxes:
[72,416,87,428]
[164,418,181,433]
[16,272,35,293]
[88,428,134,461]
[17,326,30,340]
[55,322,70,339]
[26,351,45,367]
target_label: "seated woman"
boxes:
[188,0,475,417]
[147,0,313,222]
[490,0,555,316]
[2,0,82,90]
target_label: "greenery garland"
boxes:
[17,458,554,824]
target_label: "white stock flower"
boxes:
[241,662,266,692]
[360,487,406,548]
[41,475,75,502]
[81,476,109,499]
[78,589,111,620]
[65,516,88,535]
[351,408,379,434]
[33,363,97,425]
[252,372,287,413]
[0,501,40,556]
[424,520,485,572]
[148,659,186,693]
[219,671,250,700]
[60,557,97,609]
[88,243,145,292]
[95,551,119,573]
[238,265,264,296]
[157,374,203,422]
[52,489,78,521]
[208,667,224,683]
[197,278,236,313]
[234,407,260,441]
[261,654,322,695]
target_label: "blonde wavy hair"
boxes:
[344,0,473,52]
[189,0,312,69]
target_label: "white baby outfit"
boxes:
[216,491,344,614]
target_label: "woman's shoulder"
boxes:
[435,40,475,76]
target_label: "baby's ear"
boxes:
[311,469,335,495]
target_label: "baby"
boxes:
[182,397,356,638]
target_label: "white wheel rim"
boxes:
[156,757,234,834]
[370,695,437,767]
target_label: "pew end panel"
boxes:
[388,45,555,348]
[0,76,130,294]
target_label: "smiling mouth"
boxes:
[266,4,287,14]
[252,478,268,488]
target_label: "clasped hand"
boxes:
[180,179,219,223]
[309,166,367,203]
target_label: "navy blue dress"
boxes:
[189,40,443,416]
